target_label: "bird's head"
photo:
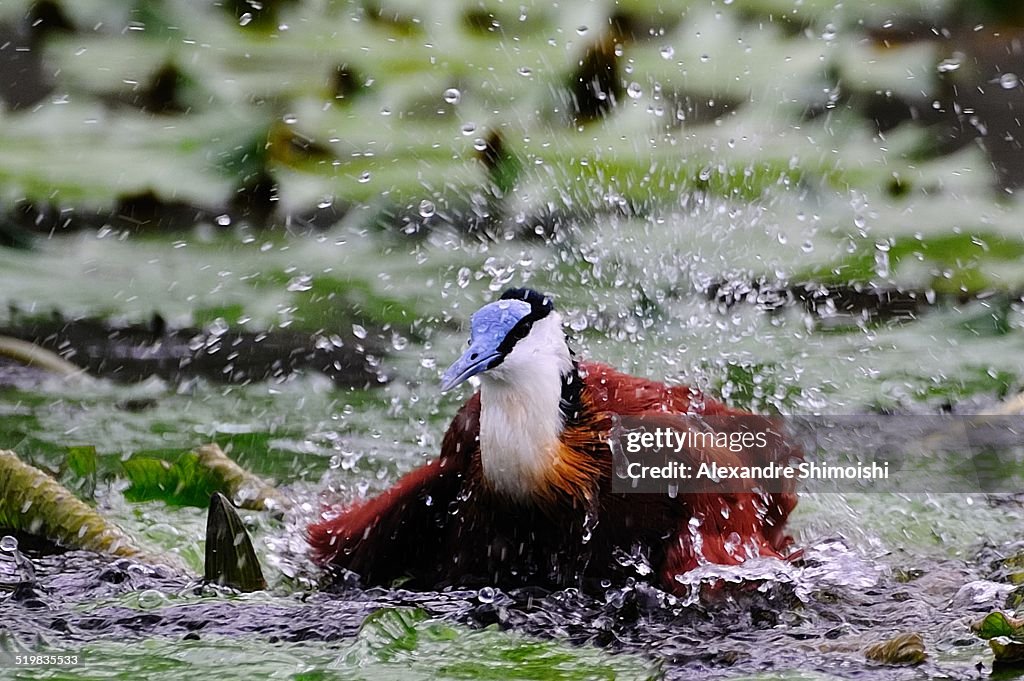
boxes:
[440,288,571,392]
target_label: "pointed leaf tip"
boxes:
[204,492,266,592]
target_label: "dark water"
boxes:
[0,531,1007,679]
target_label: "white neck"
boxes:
[477,313,573,500]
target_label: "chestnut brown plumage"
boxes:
[308,348,798,592]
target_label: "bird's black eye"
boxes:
[470,353,478,360]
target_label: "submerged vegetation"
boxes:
[1,0,1024,678]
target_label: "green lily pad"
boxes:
[973,612,1024,640]
[341,608,659,680]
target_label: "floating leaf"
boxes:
[61,445,98,499]
[123,444,291,513]
[973,612,1024,639]
[798,233,1024,292]
[122,451,222,508]
[340,608,657,679]
[971,612,1024,668]
[958,295,1013,337]
[864,632,926,665]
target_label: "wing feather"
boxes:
[578,361,799,590]
[306,395,479,585]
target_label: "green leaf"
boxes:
[973,612,1024,640]
[708,360,803,413]
[339,608,659,680]
[122,451,222,508]
[61,445,98,499]
[958,295,1013,337]
[122,445,292,513]
[65,445,97,479]
[797,233,1024,292]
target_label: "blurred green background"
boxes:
[2,0,1024,679]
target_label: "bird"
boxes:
[307,287,799,593]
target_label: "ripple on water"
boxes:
[0,538,999,679]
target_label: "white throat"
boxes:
[477,312,573,500]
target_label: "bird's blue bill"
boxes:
[440,298,532,391]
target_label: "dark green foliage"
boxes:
[204,491,266,592]
[0,220,34,251]
[710,361,803,413]
[122,451,222,508]
[61,445,98,499]
[958,295,1013,337]
[799,233,1024,294]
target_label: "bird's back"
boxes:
[308,360,798,592]
[573,361,799,584]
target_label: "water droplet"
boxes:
[576,25,588,35]
[352,324,368,339]
[1000,72,1019,89]
[517,66,532,77]
[379,107,391,116]
[699,54,710,63]
[698,166,712,181]
[801,240,814,253]
[473,137,487,151]
[317,197,334,209]
[137,589,167,609]
[937,56,962,73]
[287,274,313,292]
[477,586,496,603]
[358,171,371,183]
[659,46,675,60]
[626,82,643,99]
[460,122,477,136]
[207,317,229,337]
[723,531,741,557]
[443,87,461,104]
[418,199,436,218]
[239,12,252,26]
[456,266,472,288]
[821,24,837,41]
[215,214,231,227]
[0,536,17,552]
[282,113,298,124]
